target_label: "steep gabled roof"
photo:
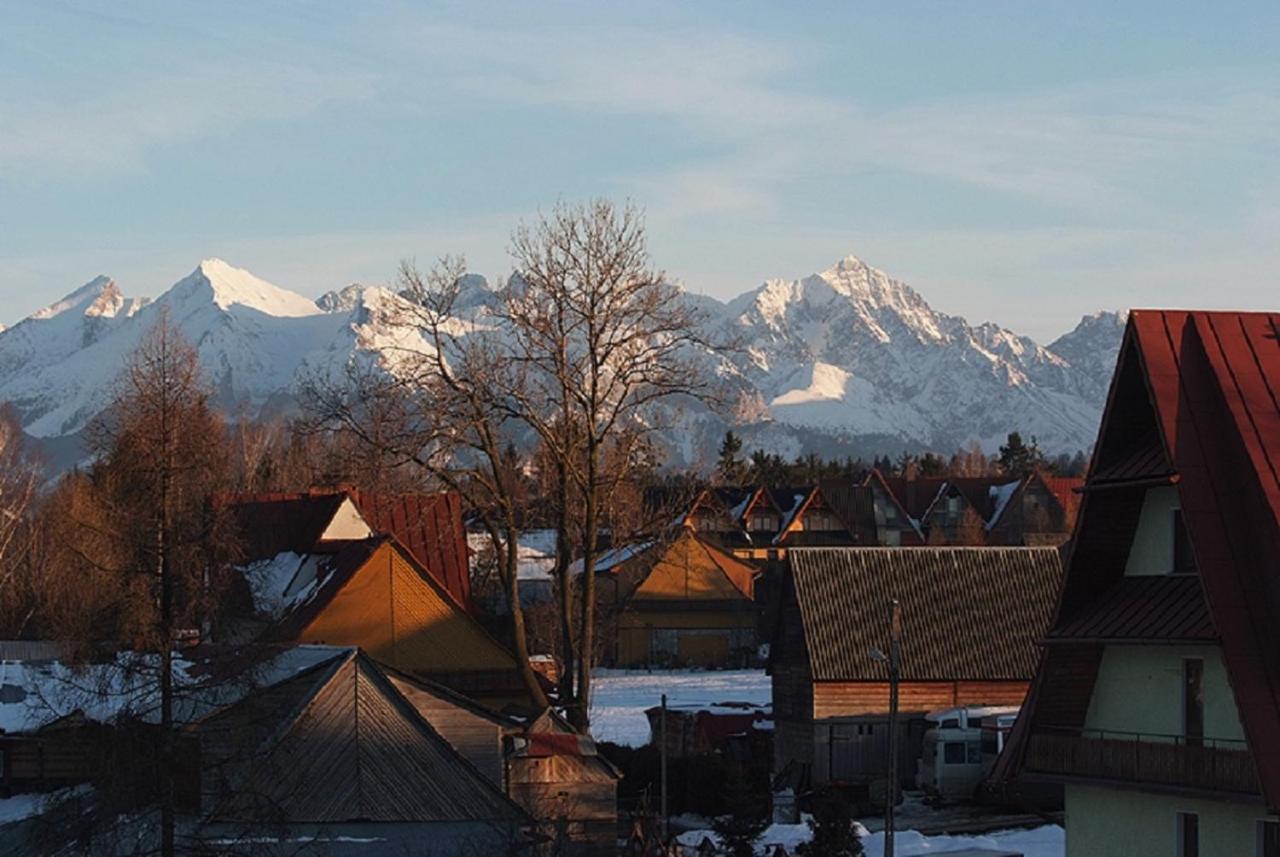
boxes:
[1009,310,1280,806]
[1132,310,1280,805]
[625,531,757,604]
[788,547,1063,682]
[195,649,530,824]
[221,489,472,609]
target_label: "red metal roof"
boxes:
[220,488,472,610]
[1008,310,1280,806]
[348,490,472,611]
[1132,309,1280,808]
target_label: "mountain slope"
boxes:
[0,256,1123,466]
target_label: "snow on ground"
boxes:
[589,668,771,746]
[0,786,90,825]
[677,822,1062,857]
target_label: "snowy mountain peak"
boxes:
[29,275,123,322]
[169,259,322,318]
[0,255,1126,468]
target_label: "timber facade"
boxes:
[771,547,1063,791]
[598,530,759,668]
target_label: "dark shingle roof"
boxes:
[789,547,1064,682]
[1049,574,1216,643]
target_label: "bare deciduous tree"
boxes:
[503,199,713,727]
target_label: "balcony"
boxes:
[1025,726,1260,796]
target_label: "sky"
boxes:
[1,1,1277,341]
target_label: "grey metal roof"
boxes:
[789,547,1064,682]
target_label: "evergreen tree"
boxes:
[997,431,1043,476]
[717,431,745,483]
[918,452,947,477]
[796,791,865,857]
[711,764,768,857]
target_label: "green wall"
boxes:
[1125,486,1180,576]
[1066,784,1272,857]
[1086,644,1245,742]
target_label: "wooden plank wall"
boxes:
[813,680,1031,719]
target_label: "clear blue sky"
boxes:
[2,1,1276,340]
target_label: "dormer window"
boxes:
[1172,508,1196,574]
[804,510,840,531]
[749,512,778,532]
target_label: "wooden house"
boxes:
[985,470,1082,546]
[770,547,1063,791]
[385,667,620,853]
[1002,310,1280,856]
[225,488,473,609]
[508,708,621,854]
[189,648,533,853]
[863,470,1082,547]
[678,484,875,562]
[596,530,759,668]
[239,535,534,711]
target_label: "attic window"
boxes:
[1172,509,1196,574]
[805,511,840,531]
[750,512,779,532]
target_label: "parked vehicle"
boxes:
[917,705,1020,800]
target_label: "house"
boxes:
[595,530,760,668]
[985,471,1082,547]
[862,470,1082,546]
[507,708,621,854]
[235,534,535,711]
[770,547,1063,791]
[386,666,619,854]
[678,484,875,562]
[1003,310,1280,856]
[189,647,533,853]
[225,488,472,609]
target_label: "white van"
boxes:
[917,705,1019,800]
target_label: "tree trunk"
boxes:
[572,447,599,731]
[554,461,576,706]
[502,522,551,711]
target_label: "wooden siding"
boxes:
[385,674,508,789]
[812,680,1030,719]
[297,542,515,675]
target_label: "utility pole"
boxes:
[885,598,903,857]
[660,692,669,845]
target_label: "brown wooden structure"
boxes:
[771,547,1063,789]
[597,530,759,668]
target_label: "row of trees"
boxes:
[715,430,1088,486]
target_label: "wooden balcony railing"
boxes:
[1025,726,1260,795]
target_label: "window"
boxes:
[1183,658,1204,746]
[1173,509,1196,574]
[943,742,966,765]
[1177,812,1199,857]
[966,742,982,764]
[1258,820,1280,857]
[804,510,840,531]
[749,512,778,532]
[939,718,960,729]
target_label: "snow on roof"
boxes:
[578,540,654,575]
[467,529,560,581]
[985,480,1023,530]
[241,552,324,619]
[0,645,350,734]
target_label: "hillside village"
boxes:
[0,201,1275,857]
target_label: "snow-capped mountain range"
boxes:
[0,256,1124,469]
